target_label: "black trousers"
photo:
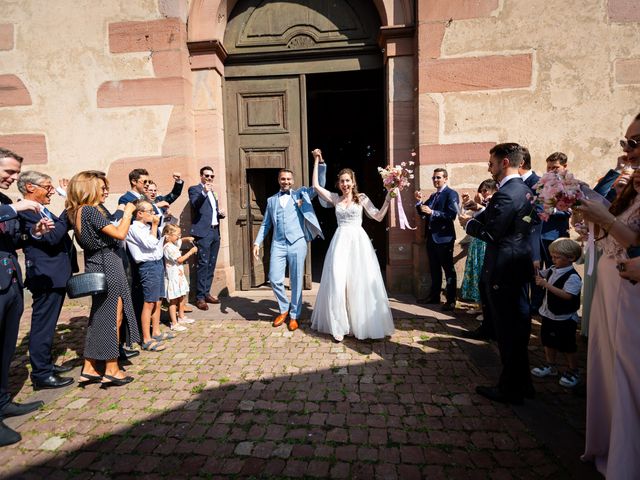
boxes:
[485,282,534,398]
[28,288,66,382]
[427,238,457,303]
[0,282,23,409]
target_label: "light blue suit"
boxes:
[254,165,326,319]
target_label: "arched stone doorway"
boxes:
[188,0,417,293]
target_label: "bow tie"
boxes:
[279,190,291,196]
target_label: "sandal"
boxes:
[141,340,166,352]
[152,332,175,341]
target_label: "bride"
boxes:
[310,149,395,342]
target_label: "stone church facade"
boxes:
[1,0,639,296]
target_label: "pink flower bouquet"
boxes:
[529,171,584,222]
[377,154,416,229]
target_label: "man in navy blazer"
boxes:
[118,169,183,223]
[460,143,535,405]
[415,168,460,310]
[17,171,76,390]
[189,166,225,310]
[0,148,52,446]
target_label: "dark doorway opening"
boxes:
[306,69,387,282]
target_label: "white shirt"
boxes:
[521,170,533,182]
[538,265,582,321]
[279,190,291,208]
[498,173,521,189]
[201,184,219,226]
[126,221,164,263]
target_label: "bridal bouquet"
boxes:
[378,154,416,229]
[528,170,584,222]
[377,158,415,198]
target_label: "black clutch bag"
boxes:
[66,272,108,298]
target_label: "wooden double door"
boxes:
[224,75,312,290]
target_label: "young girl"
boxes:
[163,224,198,331]
[460,179,497,312]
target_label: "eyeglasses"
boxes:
[35,183,54,191]
[620,138,640,150]
[101,186,109,192]
[202,174,215,179]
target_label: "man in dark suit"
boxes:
[415,168,460,310]
[17,171,75,390]
[118,169,183,223]
[0,148,52,446]
[189,166,225,311]
[460,143,535,404]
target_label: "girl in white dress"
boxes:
[310,149,395,342]
[163,224,198,331]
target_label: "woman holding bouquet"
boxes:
[310,149,394,342]
[578,158,640,479]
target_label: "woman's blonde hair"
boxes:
[65,171,109,227]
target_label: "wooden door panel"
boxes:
[225,76,305,290]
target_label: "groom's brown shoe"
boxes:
[288,319,298,331]
[273,312,288,327]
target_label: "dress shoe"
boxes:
[0,421,21,447]
[460,327,493,341]
[118,346,140,360]
[205,294,220,304]
[0,400,44,419]
[196,299,209,311]
[33,374,74,390]
[441,302,456,312]
[475,385,523,405]
[273,312,288,327]
[53,364,73,374]
[288,319,298,331]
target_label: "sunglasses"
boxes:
[620,138,640,150]
[203,174,215,179]
[432,176,444,180]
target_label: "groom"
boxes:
[253,152,326,331]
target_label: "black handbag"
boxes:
[66,271,107,298]
[66,225,109,298]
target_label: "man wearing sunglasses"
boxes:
[189,166,226,310]
[414,168,460,311]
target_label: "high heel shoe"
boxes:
[78,370,102,388]
[100,374,134,388]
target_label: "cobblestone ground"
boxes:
[1,291,600,479]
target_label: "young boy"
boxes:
[126,200,170,352]
[531,238,583,387]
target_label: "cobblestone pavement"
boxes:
[1,289,601,479]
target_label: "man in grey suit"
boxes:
[253,151,326,331]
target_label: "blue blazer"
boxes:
[19,209,76,291]
[523,171,542,262]
[416,186,459,244]
[0,193,22,289]
[541,211,570,241]
[188,185,224,238]
[254,163,327,245]
[523,171,540,190]
[593,169,620,202]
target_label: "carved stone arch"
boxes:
[223,0,381,62]
[187,0,412,43]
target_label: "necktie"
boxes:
[42,207,52,219]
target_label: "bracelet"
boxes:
[603,217,617,233]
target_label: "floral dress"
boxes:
[460,237,486,302]
[164,240,189,300]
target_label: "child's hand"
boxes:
[190,246,198,254]
[534,275,546,287]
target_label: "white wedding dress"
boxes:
[311,193,395,341]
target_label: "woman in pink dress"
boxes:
[577,124,640,479]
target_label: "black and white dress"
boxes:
[77,205,140,360]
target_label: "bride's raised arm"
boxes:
[361,190,393,222]
[312,149,334,205]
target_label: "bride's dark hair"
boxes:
[336,168,361,204]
